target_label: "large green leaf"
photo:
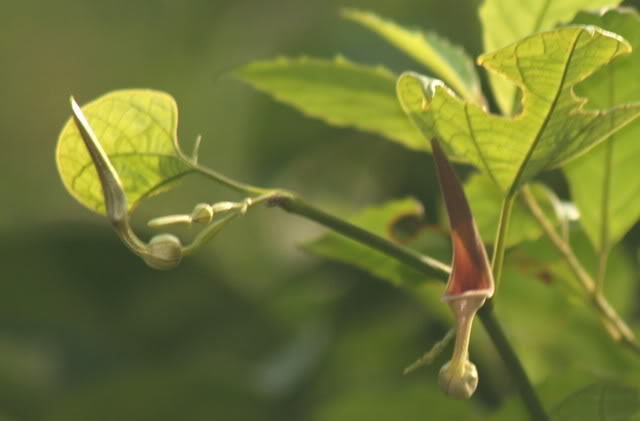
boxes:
[397,26,640,195]
[464,172,556,247]
[304,198,442,287]
[551,382,640,420]
[479,0,620,114]
[565,9,640,252]
[56,90,191,215]
[235,56,426,151]
[342,8,484,106]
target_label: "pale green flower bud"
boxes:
[191,203,214,225]
[438,359,479,399]
[143,234,183,270]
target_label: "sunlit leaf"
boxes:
[464,172,556,247]
[565,9,640,251]
[397,26,640,195]
[551,382,640,420]
[342,8,484,106]
[235,56,426,151]
[304,198,441,287]
[479,0,621,114]
[56,90,191,215]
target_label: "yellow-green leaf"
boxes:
[565,9,640,251]
[56,90,191,215]
[235,56,426,151]
[397,26,640,195]
[479,0,621,114]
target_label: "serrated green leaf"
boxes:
[304,198,437,287]
[342,8,484,106]
[464,172,556,247]
[565,9,640,252]
[235,56,426,151]
[397,26,640,195]
[479,0,620,114]
[551,382,640,420]
[56,90,191,215]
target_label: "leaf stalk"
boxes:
[521,185,640,353]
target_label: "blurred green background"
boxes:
[2,1,640,420]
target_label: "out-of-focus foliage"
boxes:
[236,56,426,151]
[304,198,437,287]
[5,0,640,420]
[342,8,484,105]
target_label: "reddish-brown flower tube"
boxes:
[431,138,494,399]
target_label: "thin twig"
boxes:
[404,328,455,375]
[521,185,640,353]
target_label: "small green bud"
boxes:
[438,359,478,399]
[191,203,214,224]
[143,234,183,270]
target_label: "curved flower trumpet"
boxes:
[431,138,494,399]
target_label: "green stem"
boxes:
[596,140,614,291]
[479,303,549,421]
[181,191,286,256]
[491,194,515,289]
[272,192,451,278]
[190,165,548,420]
[178,146,269,196]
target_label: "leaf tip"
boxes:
[339,7,357,18]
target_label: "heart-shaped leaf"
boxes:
[397,26,640,196]
[56,90,191,215]
[565,9,640,251]
[479,0,621,114]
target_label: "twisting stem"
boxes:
[189,164,549,420]
[521,185,640,353]
[491,194,515,289]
